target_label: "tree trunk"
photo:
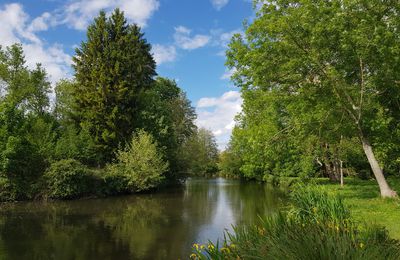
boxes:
[361,137,397,198]
[340,160,344,187]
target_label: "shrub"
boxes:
[101,173,129,195]
[0,177,14,202]
[106,130,168,192]
[44,159,92,199]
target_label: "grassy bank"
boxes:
[191,184,400,259]
[315,177,400,239]
[266,176,400,239]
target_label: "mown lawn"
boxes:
[316,177,400,239]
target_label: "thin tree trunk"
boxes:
[340,160,344,187]
[361,137,397,198]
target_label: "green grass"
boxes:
[191,184,400,259]
[315,177,400,239]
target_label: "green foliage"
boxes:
[0,11,200,201]
[72,9,156,162]
[0,8,201,201]
[0,44,55,201]
[53,79,79,125]
[106,130,168,192]
[182,128,219,177]
[225,0,400,193]
[288,184,350,224]
[218,147,242,178]
[54,125,99,166]
[192,185,400,259]
[44,159,93,199]
[137,77,196,180]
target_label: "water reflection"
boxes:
[0,178,286,259]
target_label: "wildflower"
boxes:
[221,247,231,254]
[190,253,198,259]
[200,245,205,250]
[208,243,215,250]
[230,243,236,249]
[192,243,199,251]
[360,243,364,249]
[258,227,266,235]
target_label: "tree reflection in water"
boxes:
[0,178,286,259]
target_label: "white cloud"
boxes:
[61,0,160,30]
[210,28,242,56]
[210,0,229,10]
[196,91,242,149]
[152,44,177,65]
[23,44,72,84]
[0,3,71,85]
[0,3,39,45]
[218,29,241,47]
[28,12,53,33]
[174,26,210,50]
[220,68,236,80]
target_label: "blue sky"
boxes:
[0,0,253,148]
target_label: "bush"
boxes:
[0,136,46,200]
[106,130,168,192]
[0,177,14,202]
[101,173,129,195]
[192,185,400,260]
[44,159,92,199]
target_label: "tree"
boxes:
[0,44,51,200]
[72,9,156,162]
[137,77,197,180]
[227,0,400,197]
[107,130,168,192]
[182,128,219,176]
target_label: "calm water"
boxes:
[0,178,286,260]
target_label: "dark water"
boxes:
[0,178,286,260]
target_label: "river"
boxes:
[0,178,286,259]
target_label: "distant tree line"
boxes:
[0,9,218,201]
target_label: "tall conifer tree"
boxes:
[72,9,156,162]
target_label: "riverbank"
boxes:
[315,177,400,239]
[192,183,400,259]
[267,176,400,238]
[269,176,400,239]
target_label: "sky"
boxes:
[0,0,254,149]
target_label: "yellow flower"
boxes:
[200,245,205,250]
[192,243,199,251]
[258,227,266,235]
[190,253,198,259]
[221,247,231,254]
[230,243,236,249]
[360,243,364,249]
[207,244,215,250]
